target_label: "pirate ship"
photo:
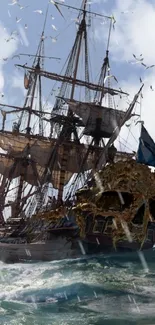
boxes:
[0,0,154,263]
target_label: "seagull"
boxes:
[49,0,65,19]
[104,75,118,84]
[5,36,15,42]
[18,4,29,10]
[16,17,22,23]
[129,60,143,65]
[8,10,11,17]
[121,10,134,14]
[24,24,28,29]
[139,77,143,83]
[133,54,144,62]
[51,24,57,31]
[141,62,147,67]
[146,64,155,70]
[11,30,18,36]
[50,37,57,43]
[33,10,43,14]
[12,54,20,60]
[150,85,154,91]
[71,18,80,23]
[8,0,19,5]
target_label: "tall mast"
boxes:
[93,19,113,146]
[17,4,49,136]
[70,0,87,100]
[57,0,89,202]
[5,6,50,219]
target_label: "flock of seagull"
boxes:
[2,0,155,95]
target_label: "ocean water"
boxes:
[1,251,155,324]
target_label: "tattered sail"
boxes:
[137,125,155,167]
[24,72,30,89]
[0,156,43,186]
[0,131,103,188]
[65,99,130,138]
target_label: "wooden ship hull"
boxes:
[1,158,155,263]
[0,223,154,263]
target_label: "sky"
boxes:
[0,0,155,153]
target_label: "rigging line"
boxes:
[54,2,112,20]
[18,54,61,60]
[43,2,49,33]
[52,20,75,41]
[106,17,112,52]
[118,141,136,153]
[120,124,133,152]
[42,43,77,111]
[37,3,49,59]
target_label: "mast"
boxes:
[92,18,113,146]
[56,0,89,202]
[0,6,51,220]
[17,4,49,136]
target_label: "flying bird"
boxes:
[135,120,144,125]
[49,0,65,20]
[5,37,15,42]
[141,62,147,67]
[146,64,155,70]
[139,77,143,83]
[16,17,22,23]
[18,5,29,10]
[8,10,11,17]
[24,24,28,29]
[50,36,57,43]
[121,11,131,14]
[12,54,20,60]
[8,0,19,5]
[133,54,144,62]
[33,10,43,14]
[51,24,57,31]
[104,75,118,84]
[150,85,154,91]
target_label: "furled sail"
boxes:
[24,72,30,89]
[65,99,130,138]
[137,125,155,167]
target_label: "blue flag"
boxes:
[137,125,155,167]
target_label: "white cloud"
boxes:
[110,0,155,63]
[18,25,29,47]
[0,23,19,95]
[12,71,26,95]
[0,25,18,62]
[95,0,155,152]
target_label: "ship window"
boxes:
[147,229,153,241]
[85,214,93,233]
[98,191,133,211]
[149,199,155,220]
[132,204,145,225]
[93,219,106,233]
[104,217,113,233]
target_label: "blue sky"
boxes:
[1,0,155,152]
